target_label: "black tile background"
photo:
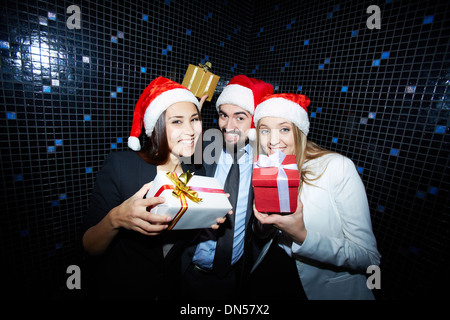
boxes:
[0,0,449,299]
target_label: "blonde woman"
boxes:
[250,93,381,300]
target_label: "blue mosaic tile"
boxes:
[341,86,348,92]
[405,85,416,93]
[428,186,438,195]
[416,191,426,199]
[85,167,93,173]
[381,51,390,59]
[84,115,91,121]
[186,29,191,35]
[434,125,446,134]
[47,12,57,21]
[0,41,9,49]
[297,86,302,91]
[6,112,16,120]
[142,14,148,21]
[390,148,399,156]
[372,59,380,66]
[141,67,146,73]
[304,40,309,45]
[332,137,338,143]
[39,16,47,26]
[423,15,434,24]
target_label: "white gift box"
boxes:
[145,171,232,230]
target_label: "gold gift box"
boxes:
[182,62,220,102]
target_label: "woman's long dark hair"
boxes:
[138,111,169,165]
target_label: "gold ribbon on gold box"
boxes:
[181,62,220,102]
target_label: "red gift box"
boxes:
[252,152,300,213]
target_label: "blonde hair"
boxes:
[256,121,335,192]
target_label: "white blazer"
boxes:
[252,153,381,300]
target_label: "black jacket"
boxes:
[82,151,201,299]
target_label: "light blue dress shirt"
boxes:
[192,144,253,269]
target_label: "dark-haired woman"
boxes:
[82,77,221,299]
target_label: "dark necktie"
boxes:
[213,150,243,277]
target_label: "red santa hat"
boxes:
[128,76,200,151]
[253,93,311,136]
[215,75,273,140]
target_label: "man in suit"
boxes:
[181,75,273,299]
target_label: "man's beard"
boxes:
[222,128,248,153]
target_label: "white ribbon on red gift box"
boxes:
[254,150,298,212]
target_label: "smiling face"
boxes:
[258,116,296,155]
[165,101,202,159]
[218,103,253,147]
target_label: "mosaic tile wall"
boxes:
[1,0,449,299]
[248,0,449,299]
[0,0,251,298]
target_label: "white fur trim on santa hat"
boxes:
[216,84,255,114]
[247,128,256,141]
[128,136,141,151]
[143,88,200,137]
[254,97,310,136]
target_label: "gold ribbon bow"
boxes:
[165,171,202,203]
[198,61,212,71]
